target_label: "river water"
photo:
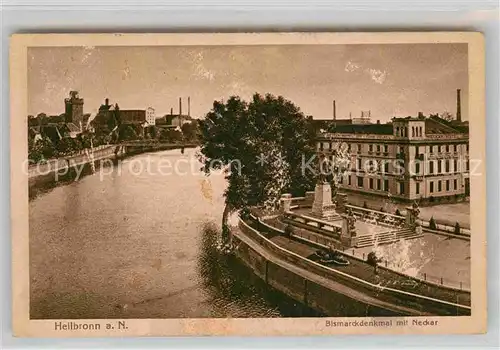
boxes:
[29,148,320,319]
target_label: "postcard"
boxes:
[10,32,486,336]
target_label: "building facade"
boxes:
[146,107,156,126]
[316,115,470,203]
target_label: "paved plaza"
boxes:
[353,233,470,290]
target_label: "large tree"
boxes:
[199,93,317,243]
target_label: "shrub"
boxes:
[454,222,461,235]
[367,251,379,266]
[429,216,437,230]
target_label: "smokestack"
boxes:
[105,98,109,107]
[456,89,462,122]
[188,96,191,117]
[179,97,182,115]
[170,107,173,115]
[333,100,336,120]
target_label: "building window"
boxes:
[419,126,423,136]
[454,159,458,173]
[396,127,400,136]
[384,162,389,174]
[446,180,450,191]
[416,183,420,195]
[430,181,434,193]
[357,158,362,170]
[446,145,449,153]
[412,127,415,137]
[347,144,351,152]
[430,145,434,154]
[376,145,381,153]
[466,144,469,152]
[357,144,361,153]
[384,179,389,192]
[466,160,470,171]
[399,182,405,195]
[384,145,388,153]
[369,144,373,153]
[339,176,343,184]
[438,181,442,192]
[445,160,450,173]
[438,161,442,174]
[357,177,364,188]
[438,145,442,153]
[319,143,323,151]
[454,144,457,152]
[415,162,420,174]
[454,179,458,190]
[429,161,434,174]
[377,179,381,190]
[348,176,352,186]
[369,178,374,189]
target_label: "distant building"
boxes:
[316,92,470,203]
[146,107,156,126]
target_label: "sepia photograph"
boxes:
[10,33,486,336]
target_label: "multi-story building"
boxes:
[316,110,469,203]
[146,107,156,126]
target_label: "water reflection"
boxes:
[196,223,323,318]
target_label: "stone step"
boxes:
[355,228,423,248]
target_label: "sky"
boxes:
[28,43,468,123]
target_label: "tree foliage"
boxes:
[199,93,317,215]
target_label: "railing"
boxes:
[282,211,342,238]
[345,204,406,227]
[239,216,471,312]
[319,133,396,140]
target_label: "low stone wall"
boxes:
[235,216,471,317]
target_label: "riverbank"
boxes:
[233,214,470,317]
[28,143,198,199]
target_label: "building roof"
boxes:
[425,116,464,134]
[311,118,352,132]
[331,123,394,135]
[65,123,81,133]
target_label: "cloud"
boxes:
[367,68,387,84]
[345,60,387,84]
[344,61,360,72]
[192,52,216,82]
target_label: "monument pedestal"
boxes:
[311,182,336,218]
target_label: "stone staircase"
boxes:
[355,227,424,248]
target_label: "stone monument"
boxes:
[311,155,337,218]
[340,208,358,247]
[405,201,422,235]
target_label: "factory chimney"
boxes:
[170,107,173,115]
[333,100,336,120]
[456,89,462,122]
[105,98,109,107]
[188,96,191,117]
[179,97,182,116]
